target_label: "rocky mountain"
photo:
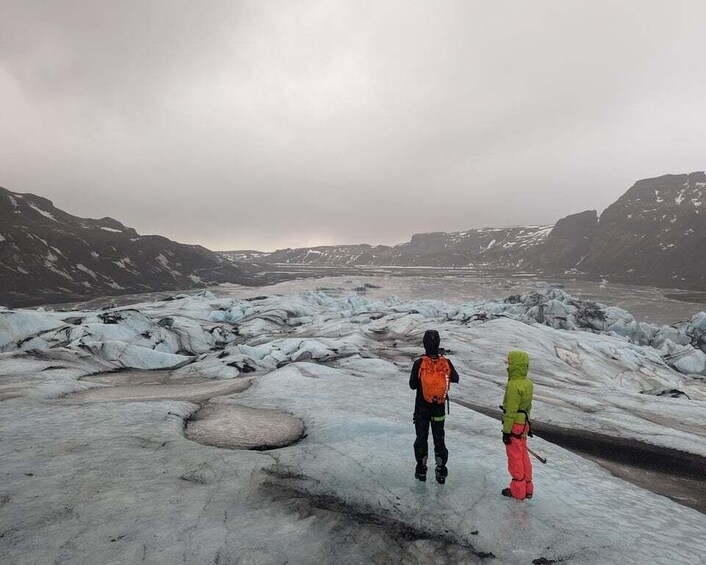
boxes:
[578,172,706,288]
[534,210,599,271]
[4,171,703,308]
[222,225,554,268]
[223,172,706,290]
[397,226,554,267]
[0,187,265,307]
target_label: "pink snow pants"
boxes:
[506,423,533,500]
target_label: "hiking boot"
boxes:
[415,467,427,482]
[435,456,448,485]
[502,488,531,499]
[415,458,427,482]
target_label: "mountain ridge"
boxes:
[222,172,706,289]
[3,171,704,308]
[0,186,274,307]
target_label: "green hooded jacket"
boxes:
[502,351,534,434]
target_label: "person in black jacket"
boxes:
[409,329,459,484]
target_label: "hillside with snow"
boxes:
[1,288,705,564]
[0,187,278,307]
[3,171,704,310]
[579,172,706,287]
[222,225,554,268]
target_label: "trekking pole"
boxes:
[528,447,547,464]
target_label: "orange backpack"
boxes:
[419,356,451,405]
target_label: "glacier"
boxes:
[1,289,705,564]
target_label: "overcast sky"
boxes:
[1,1,704,251]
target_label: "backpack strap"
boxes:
[439,355,451,415]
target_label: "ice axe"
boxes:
[528,447,547,464]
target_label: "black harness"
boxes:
[499,406,533,438]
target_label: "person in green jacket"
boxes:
[501,350,534,500]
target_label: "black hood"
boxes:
[423,329,440,356]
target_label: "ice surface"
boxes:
[0,310,66,348]
[2,289,706,563]
[1,290,704,452]
[2,360,705,564]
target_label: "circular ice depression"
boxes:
[185,404,305,450]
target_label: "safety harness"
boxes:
[499,406,533,438]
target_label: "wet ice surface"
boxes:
[69,378,250,403]
[2,289,706,564]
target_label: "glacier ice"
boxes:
[1,288,706,564]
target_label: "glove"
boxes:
[502,433,512,445]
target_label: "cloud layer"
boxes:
[1,1,704,251]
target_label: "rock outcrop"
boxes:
[581,172,706,287]
[535,210,599,271]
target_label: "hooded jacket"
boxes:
[501,351,533,434]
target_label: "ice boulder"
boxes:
[540,298,576,330]
[608,319,655,345]
[692,311,706,332]
[208,303,254,324]
[651,326,692,350]
[689,312,706,353]
[79,340,193,370]
[572,301,608,332]
[664,345,706,375]
[0,310,65,350]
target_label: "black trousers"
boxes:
[413,412,448,471]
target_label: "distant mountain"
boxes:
[223,250,271,262]
[236,244,395,266]
[0,187,268,307]
[222,226,554,268]
[5,171,703,308]
[396,226,554,267]
[223,172,706,290]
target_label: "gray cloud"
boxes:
[1,1,705,251]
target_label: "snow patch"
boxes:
[29,203,57,221]
[76,263,98,279]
